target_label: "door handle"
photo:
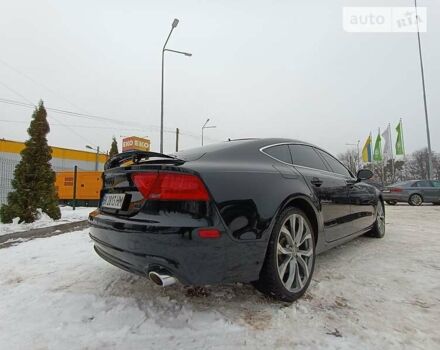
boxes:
[311,177,323,187]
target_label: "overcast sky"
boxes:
[0,0,438,156]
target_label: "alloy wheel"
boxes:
[277,213,314,293]
[410,194,423,206]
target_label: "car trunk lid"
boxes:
[99,151,210,218]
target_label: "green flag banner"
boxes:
[395,120,405,155]
[373,131,382,162]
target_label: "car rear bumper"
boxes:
[88,210,266,285]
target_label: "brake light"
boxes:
[390,188,402,193]
[198,228,221,239]
[132,172,210,201]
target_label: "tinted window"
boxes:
[289,145,328,171]
[316,149,352,177]
[264,145,292,164]
[432,181,440,188]
[415,180,432,187]
[393,181,414,187]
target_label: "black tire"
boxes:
[408,193,423,206]
[386,200,397,205]
[432,202,440,206]
[367,200,385,238]
[253,207,316,302]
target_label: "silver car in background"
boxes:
[382,180,440,206]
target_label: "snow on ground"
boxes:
[0,205,439,349]
[0,206,94,236]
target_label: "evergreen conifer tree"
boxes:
[109,136,119,158]
[0,101,61,223]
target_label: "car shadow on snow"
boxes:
[78,234,382,330]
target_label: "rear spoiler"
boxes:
[104,150,184,170]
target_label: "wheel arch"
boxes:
[409,192,424,199]
[378,194,385,210]
[279,195,322,246]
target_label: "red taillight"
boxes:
[390,188,402,193]
[198,228,221,239]
[132,173,158,198]
[132,172,210,201]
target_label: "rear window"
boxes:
[263,145,292,164]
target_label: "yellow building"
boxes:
[0,139,108,205]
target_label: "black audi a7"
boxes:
[89,138,385,302]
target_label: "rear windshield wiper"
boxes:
[105,150,185,170]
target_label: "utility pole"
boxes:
[415,0,433,179]
[175,128,179,152]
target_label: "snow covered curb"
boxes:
[0,206,93,236]
[0,220,88,248]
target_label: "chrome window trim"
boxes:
[260,142,355,179]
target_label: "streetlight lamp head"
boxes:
[185,52,192,57]
[85,145,93,150]
[172,19,179,28]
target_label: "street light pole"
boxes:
[202,118,216,146]
[345,141,360,171]
[95,146,99,171]
[160,18,192,154]
[414,0,433,179]
[86,145,101,171]
[175,127,179,152]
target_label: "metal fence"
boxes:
[0,158,17,205]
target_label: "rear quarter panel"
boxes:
[189,160,306,235]
[184,154,323,268]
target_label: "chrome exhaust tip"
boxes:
[148,271,177,287]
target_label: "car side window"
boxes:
[289,144,328,171]
[263,145,292,164]
[432,181,440,188]
[416,180,432,187]
[315,149,352,178]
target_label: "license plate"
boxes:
[382,190,390,193]
[102,193,126,209]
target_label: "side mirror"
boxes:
[357,168,373,181]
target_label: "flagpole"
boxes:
[378,127,385,185]
[414,0,433,179]
[389,123,395,182]
[400,118,405,159]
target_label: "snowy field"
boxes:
[0,205,439,350]
[0,206,93,236]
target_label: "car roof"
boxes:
[228,138,317,148]
[174,138,322,161]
